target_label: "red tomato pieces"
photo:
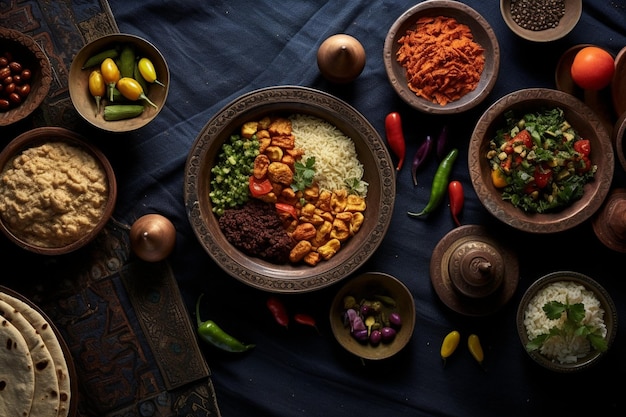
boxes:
[249,176,272,197]
[275,202,298,220]
[533,164,552,189]
[574,139,591,156]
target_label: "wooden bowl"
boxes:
[0,127,117,255]
[469,88,614,233]
[0,28,52,126]
[383,0,500,114]
[612,45,626,118]
[516,271,617,372]
[69,33,169,132]
[183,86,395,293]
[329,272,416,360]
[612,112,626,174]
[500,0,582,42]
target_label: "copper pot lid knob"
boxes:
[447,240,504,298]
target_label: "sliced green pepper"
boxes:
[195,294,255,353]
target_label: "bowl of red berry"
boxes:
[0,28,52,126]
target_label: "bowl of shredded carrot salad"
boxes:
[384,0,500,114]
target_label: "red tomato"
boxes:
[570,46,615,90]
[275,202,298,219]
[533,165,552,189]
[574,139,591,156]
[249,176,272,197]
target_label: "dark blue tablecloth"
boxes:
[107,1,626,416]
[7,1,626,416]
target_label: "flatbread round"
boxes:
[0,299,60,417]
[0,316,35,417]
[0,291,71,417]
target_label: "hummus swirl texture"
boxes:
[0,141,108,248]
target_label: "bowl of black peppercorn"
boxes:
[500,0,582,42]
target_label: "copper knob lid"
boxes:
[430,225,519,316]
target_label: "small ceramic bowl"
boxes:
[0,28,52,126]
[500,0,582,42]
[329,272,415,360]
[469,88,614,233]
[0,127,117,255]
[383,0,500,114]
[516,271,617,372]
[69,33,169,132]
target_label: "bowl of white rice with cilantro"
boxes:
[184,86,396,293]
[517,271,617,372]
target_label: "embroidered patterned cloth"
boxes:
[0,2,220,416]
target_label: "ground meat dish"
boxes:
[219,199,294,264]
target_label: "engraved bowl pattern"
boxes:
[469,88,613,233]
[184,86,395,293]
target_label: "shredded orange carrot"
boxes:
[396,16,485,106]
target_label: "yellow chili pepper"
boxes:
[100,57,120,102]
[88,69,105,117]
[491,167,508,188]
[138,57,165,87]
[468,333,484,366]
[440,330,460,366]
[116,77,158,109]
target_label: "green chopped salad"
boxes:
[486,108,597,213]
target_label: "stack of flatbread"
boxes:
[0,290,72,417]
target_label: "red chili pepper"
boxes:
[275,202,298,220]
[294,313,319,334]
[385,112,406,171]
[448,180,464,227]
[266,296,289,328]
[249,176,273,197]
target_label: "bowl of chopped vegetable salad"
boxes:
[469,88,614,233]
[184,86,396,293]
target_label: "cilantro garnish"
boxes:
[525,300,608,353]
[292,157,316,192]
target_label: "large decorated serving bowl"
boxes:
[184,86,395,293]
[469,88,614,233]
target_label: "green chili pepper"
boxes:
[408,148,458,218]
[195,294,255,352]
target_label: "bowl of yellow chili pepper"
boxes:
[69,33,169,132]
[469,88,614,233]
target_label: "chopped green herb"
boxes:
[291,157,316,192]
[526,300,608,354]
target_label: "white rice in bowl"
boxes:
[523,280,607,364]
[290,114,367,195]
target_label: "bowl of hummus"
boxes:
[0,127,117,255]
